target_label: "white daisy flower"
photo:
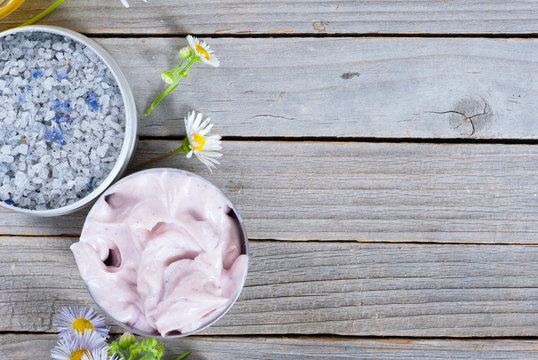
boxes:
[53,306,110,338]
[186,35,220,67]
[51,331,108,360]
[82,348,118,360]
[184,111,223,173]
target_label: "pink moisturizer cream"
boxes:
[71,168,249,337]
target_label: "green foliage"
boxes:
[109,332,190,360]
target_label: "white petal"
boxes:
[199,123,213,136]
[193,112,203,131]
[204,56,220,67]
[202,151,223,158]
[199,118,211,130]
[186,35,197,51]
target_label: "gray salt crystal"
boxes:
[0,154,14,163]
[0,31,126,210]
[96,143,109,157]
[0,145,11,154]
[14,144,27,155]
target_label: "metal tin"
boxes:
[0,25,138,216]
[79,168,250,338]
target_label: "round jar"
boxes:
[0,25,137,216]
[72,168,249,338]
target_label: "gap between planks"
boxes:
[1,330,537,341]
[84,33,538,39]
[0,234,535,247]
[140,135,538,146]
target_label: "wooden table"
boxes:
[1,1,537,358]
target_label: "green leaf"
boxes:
[108,343,127,360]
[127,343,142,360]
[139,354,157,360]
[140,338,157,351]
[181,137,191,153]
[174,351,192,360]
[140,338,165,359]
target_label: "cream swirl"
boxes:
[71,169,248,336]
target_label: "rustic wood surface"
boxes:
[2,334,538,360]
[0,141,536,244]
[1,0,538,35]
[1,0,537,358]
[1,237,537,337]
[100,37,537,139]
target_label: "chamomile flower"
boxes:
[51,331,108,360]
[53,306,110,338]
[186,35,220,67]
[184,111,223,173]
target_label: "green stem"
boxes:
[175,351,192,360]
[22,0,66,26]
[145,56,198,116]
[173,58,184,73]
[131,138,189,171]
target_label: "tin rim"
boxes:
[0,25,138,216]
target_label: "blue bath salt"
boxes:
[57,67,68,81]
[60,115,72,124]
[32,68,44,78]
[46,121,64,146]
[45,127,54,142]
[54,125,65,146]
[18,86,31,103]
[4,200,15,206]
[54,115,71,125]
[86,93,100,112]
[50,101,70,109]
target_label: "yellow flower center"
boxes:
[70,349,90,360]
[195,44,210,60]
[72,318,94,333]
[192,134,206,151]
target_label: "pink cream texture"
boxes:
[71,170,248,336]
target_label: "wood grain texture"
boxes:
[101,37,536,139]
[1,1,537,35]
[2,334,538,359]
[1,37,537,139]
[0,237,537,336]
[1,141,537,243]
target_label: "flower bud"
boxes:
[161,71,175,84]
[179,46,194,59]
[118,332,137,350]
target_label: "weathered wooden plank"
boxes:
[0,237,537,336]
[2,334,538,360]
[1,141,537,244]
[104,37,536,139]
[1,1,537,35]
[1,37,536,138]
